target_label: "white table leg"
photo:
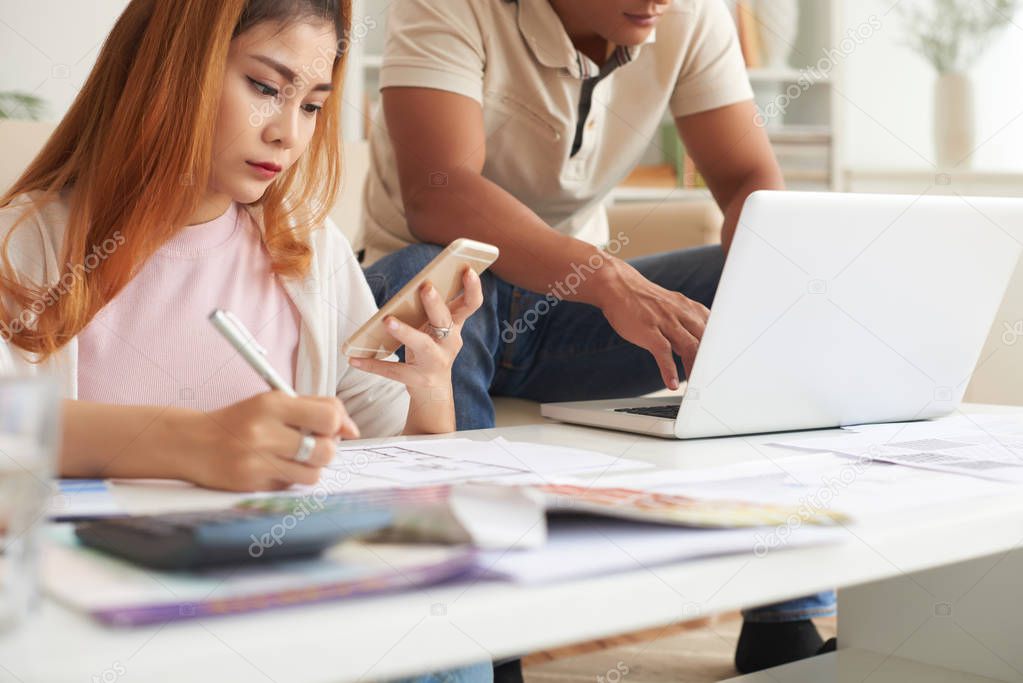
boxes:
[723,548,1023,682]
[837,548,1023,681]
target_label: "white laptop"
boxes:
[541,191,1023,439]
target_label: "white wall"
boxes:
[2,0,1021,171]
[0,0,367,139]
[0,0,127,122]
[840,0,1023,171]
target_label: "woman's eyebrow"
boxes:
[251,54,333,92]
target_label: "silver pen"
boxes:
[208,309,297,397]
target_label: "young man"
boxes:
[361,0,835,674]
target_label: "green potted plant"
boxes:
[897,0,1020,168]
[0,91,46,120]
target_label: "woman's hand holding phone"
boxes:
[349,267,484,434]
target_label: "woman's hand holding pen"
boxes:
[179,392,359,492]
[200,310,362,491]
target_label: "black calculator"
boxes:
[75,495,393,570]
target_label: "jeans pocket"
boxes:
[498,289,550,372]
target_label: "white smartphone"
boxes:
[344,239,500,360]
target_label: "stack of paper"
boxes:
[248,479,847,553]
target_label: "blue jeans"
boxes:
[390,662,493,683]
[365,243,836,622]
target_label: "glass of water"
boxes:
[0,377,60,631]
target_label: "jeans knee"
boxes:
[677,244,725,308]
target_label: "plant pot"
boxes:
[934,72,976,169]
[756,0,800,69]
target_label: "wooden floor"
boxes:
[524,615,837,683]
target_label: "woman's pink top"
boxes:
[77,202,301,412]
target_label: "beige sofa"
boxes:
[1,119,1019,415]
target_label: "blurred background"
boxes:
[3,0,1022,193]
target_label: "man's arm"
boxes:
[382,87,711,389]
[676,100,786,253]
[381,87,602,297]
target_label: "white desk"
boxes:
[3,405,1023,683]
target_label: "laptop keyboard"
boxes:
[614,404,680,420]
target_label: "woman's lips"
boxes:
[247,161,281,179]
[624,12,659,27]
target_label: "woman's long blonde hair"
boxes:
[0,0,350,359]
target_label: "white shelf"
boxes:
[842,167,1023,196]
[609,187,712,203]
[766,125,833,145]
[845,167,1023,182]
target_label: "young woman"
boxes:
[0,2,488,679]
[0,0,484,489]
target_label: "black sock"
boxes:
[733,619,824,674]
[493,659,523,683]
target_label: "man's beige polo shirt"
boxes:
[360,0,753,265]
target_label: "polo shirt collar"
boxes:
[517,0,660,79]
[517,0,581,74]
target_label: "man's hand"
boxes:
[591,256,709,390]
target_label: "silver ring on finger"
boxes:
[294,434,316,463]
[427,323,452,340]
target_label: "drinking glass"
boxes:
[0,377,60,631]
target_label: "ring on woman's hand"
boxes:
[428,324,452,340]
[294,434,316,463]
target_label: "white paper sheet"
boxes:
[569,452,1014,520]
[769,417,1023,483]
[842,414,1023,435]
[477,516,845,584]
[307,438,654,492]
